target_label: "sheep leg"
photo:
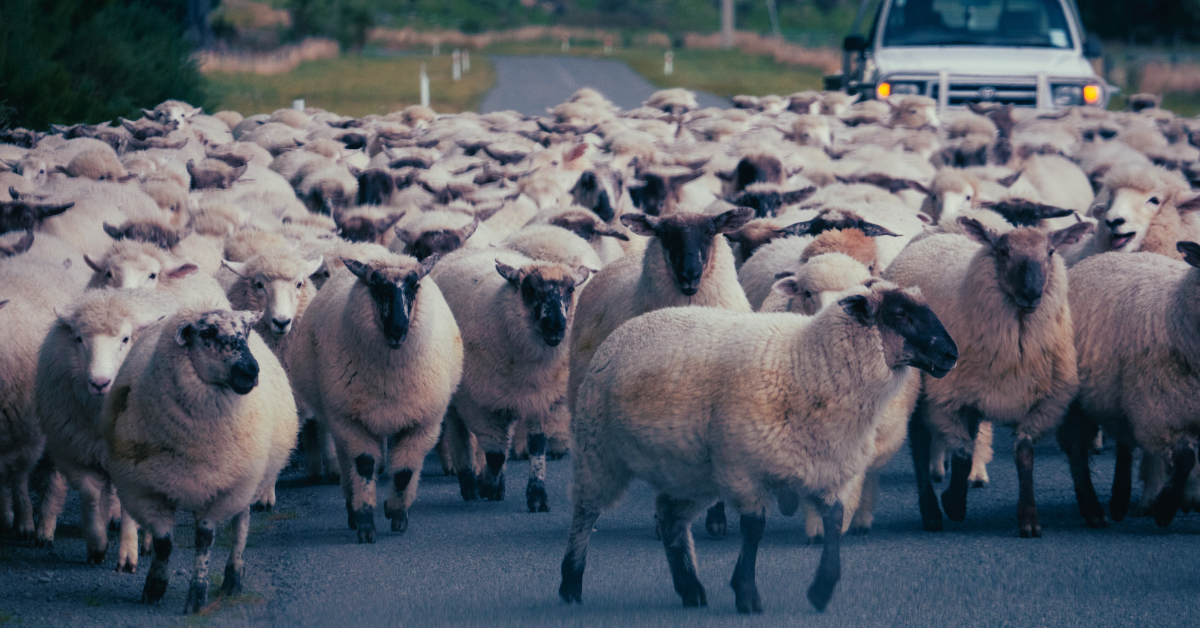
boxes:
[184,517,216,614]
[559,457,632,605]
[78,474,110,564]
[802,498,823,543]
[929,434,947,483]
[511,420,529,460]
[301,418,323,482]
[1150,439,1198,528]
[36,470,68,548]
[969,421,993,488]
[1058,401,1107,528]
[141,506,176,606]
[444,406,478,501]
[1109,442,1133,522]
[705,502,727,537]
[559,503,603,604]
[105,481,122,529]
[435,429,455,476]
[1137,451,1168,517]
[1015,435,1041,538]
[9,469,35,542]
[116,506,140,573]
[222,508,250,597]
[350,449,381,544]
[335,446,355,529]
[656,494,708,607]
[941,407,981,523]
[849,469,881,534]
[806,500,843,612]
[526,418,550,513]
[475,410,516,502]
[1,484,12,530]
[909,397,943,531]
[385,422,439,533]
[730,509,766,613]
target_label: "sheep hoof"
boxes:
[15,527,34,543]
[559,555,584,604]
[457,472,479,501]
[705,503,727,537]
[1083,514,1108,529]
[679,580,707,607]
[87,548,107,565]
[221,563,243,596]
[116,558,136,574]
[355,507,376,543]
[1151,497,1179,529]
[108,520,120,531]
[346,501,357,529]
[1018,524,1041,538]
[547,452,566,461]
[941,492,967,522]
[250,501,272,513]
[526,479,549,513]
[848,525,871,536]
[807,534,824,545]
[185,580,208,614]
[806,577,836,611]
[142,575,168,604]
[35,536,52,549]
[971,480,987,489]
[930,472,943,483]
[385,506,409,533]
[478,473,505,501]
[732,581,762,613]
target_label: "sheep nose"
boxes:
[88,377,111,395]
[1105,218,1125,229]
[271,317,292,333]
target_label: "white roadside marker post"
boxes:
[420,63,430,107]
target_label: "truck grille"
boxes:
[929,82,1038,106]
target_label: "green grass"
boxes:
[206,53,496,117]
[1109,92,1200,116]
[485,41,825,98]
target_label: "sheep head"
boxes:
[174,310,263,395]
[0,196,74,234]
[628,167,704,216]
[337,211,406,244]
[958,217,1092,314]
[621,207,754,296]
[344,256,438,349]
[570,168,623,222]
[979,200,1075,228]
[839,282,958,377]
[1094,165,1199,253]
[778,209,900,239]
[730,185,817,218]
[496,260,591,348]
[397,218,479,261]
[546,209,630,244]
[224,256,323,336]
[103,221,183,250]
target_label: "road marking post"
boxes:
[420,63,430,107]
[664,51,674,76]
[452,49,462,81]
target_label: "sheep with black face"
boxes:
[288,252,462,542]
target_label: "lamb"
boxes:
[432,248,589,512]
[0,258,81,540]
[1058,243,1200,529]
[35,288,179,569]
[85,240,229,310]
[103,309,298,613]
[223,251,324,357]
[760,253,872,316]
[885,217,1092,537]
[560,280,957,612]
[288,252,462,542]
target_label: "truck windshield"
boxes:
[882,0,1074,48]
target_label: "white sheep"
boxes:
[560,280,957,613]
[288,251,462,542]
[1058,243,1200,529]
[885,217,1092,537]
[103,309,298,613]
[35,288,178,569]
[431,248,589,512]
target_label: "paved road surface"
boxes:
[480,55,728,115]
[2,429,1198,626]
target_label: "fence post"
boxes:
[452,49,462,81]
[664,51,674,76]
[293,99,305,111]
[420,63,430,108]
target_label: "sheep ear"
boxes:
[917,212,934,225]
[838,293,877,325]
[142,108,155,118]
[135,313,167,333]
[997,171,1022,187]
[573,265,594,286]
[228,164,248,184]
[774,270,795,280]
[667,170,705,188]
[771,276,802,298]
[166,263,199,280]
[222,259,249,278]
[780,186,817,204]
[1176,192,1200,214]
[418,254,440,278]
[84,255,104,273]
[8,231,35,255]
[565,143,588,163]
[175,322,196,347]
[957,217,997,248]
[457,218,480,242]
[383,211,407,231]
[38,202,73,219]
[104,223,124,240]
[495,260,523,285]
[906,180,930,194]
[620,213,659,237]
[303,257,324,279]
[713,207,755,234]
[776,220,814,237]
[394,225,417,244]
[857,221,901,237]
[242,310,265,326]
[342,257,371,280]
[0,299,10,310]
[595,224,630,241]
[1177,241,1200,268]
[1048,221,1094,251]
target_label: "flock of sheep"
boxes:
[1,87,1198,615]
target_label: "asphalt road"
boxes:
[480,55,728,116]
[2,428,1198,627]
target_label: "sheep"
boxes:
[1069,162,1200,264]
[288,252,461,541]
[335,207,406,244]
[1058,243,1200,529]
[222,251,323,358]
[85,239,229,310]
[885,217,1092,537]
[525,208,630,266]
[103,309,298,613]
[760,253,872,316]
[0,230,89,284]
[1,257,82,539]
[560,280,957,612]
[432,248,589,512]
[35,288,179,568]
[0,194,75,235]
[391,210,491,261]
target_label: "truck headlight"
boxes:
[1083,84,1102,105]
[1052,85,1083,107]
[881,82,922,97]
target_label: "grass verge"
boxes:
[485,41,825,98]
[206,53,495,117]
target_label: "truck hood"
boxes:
[874,47,1098,78]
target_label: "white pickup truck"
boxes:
[831,0,1112,110]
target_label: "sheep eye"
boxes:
[149,273,157,279]
[254,281,264,290]
[122,337,130,344]
[200,328,217,340]
[75,336,83,344]
[803,291,813,299]
[296,282,303,289]
[105,271,112,278]
[1149,196,1160,205]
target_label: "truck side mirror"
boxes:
[1084,35,1103,59]
[843,34,869,52]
